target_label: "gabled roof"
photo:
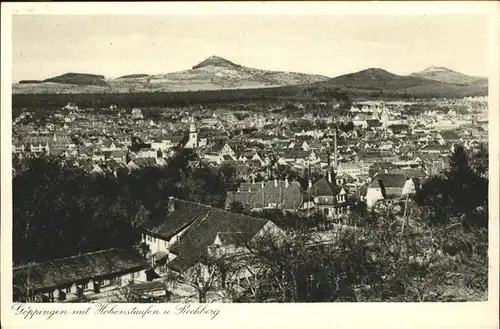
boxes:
[216,232,246,245]
[439,130,461,140]
[421,144,449,152]
[133,158,157,167]
[142,199,210,241]
[387,168,428,179]
[338,162,362,170]
[366,119,382,127]
[369,173,407,189]
[307,178,342,197]
[165,199,269,272]
[229,180,305,210]
[13,249,149,291]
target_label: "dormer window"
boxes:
[337,194,345,203]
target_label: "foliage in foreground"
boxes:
[12,148,235,265]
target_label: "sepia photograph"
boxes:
[2,4,498,326]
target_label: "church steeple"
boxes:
[185,114,198,149]
[189,115,197,133]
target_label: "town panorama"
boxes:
[12,52,489,303]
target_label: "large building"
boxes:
[13,249,151,302]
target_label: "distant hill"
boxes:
[411,66,488,86]
[322,68,436,90]
[314,68,488,98]
[107,55,330,93]
[192,55,241,70]
[43,73,110,87]
[13,56,329,94]
[12,84,352,110]
[18,80,43,84]
[11,61,488,99]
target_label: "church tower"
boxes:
[185,115,198,149]
[381,106,390,130]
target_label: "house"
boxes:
[306,175,349,219]
[131,108,144,121]
[165,200,283,286]
[337,162,365,177]
[239,150,265,166]
[219,143,239,161]
[366,173,417,208]
[13,249,150,302]
[387,167,428,183]
[136,148,157,160]
[438,130,462,145]
[133,157,157,168]
[225,179,305,211]
[141,197,283,283]
[420,143,450,155]
[90,163,105,176]
[365,119,382,130]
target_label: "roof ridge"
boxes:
[172,197,267,223]
[13,248,121,269]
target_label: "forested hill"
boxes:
[11,85,352,111]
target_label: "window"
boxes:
[65,287,71,293]
[82,283,88,289]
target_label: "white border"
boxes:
[1,2,499,329]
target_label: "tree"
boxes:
[416,144,488,228]
[165,251,246,303]
[13,265,45,302]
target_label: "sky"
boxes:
[12,15,489,82]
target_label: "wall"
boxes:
[366,187,384,208]
[142,233,169,255]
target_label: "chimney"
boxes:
[328,170,332,183]
[308,179,312,189]
[274,179,278,187]
[285,177,289,188]
[252,176,255,184]
[168,197,175,212]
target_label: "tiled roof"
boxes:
[142,199,211,240]
[165,199,269,271]
[366,119,382,127]
[369,173,407,189]
[227,181,305,210]
[13,249,149,291]
[217,232,246,245]
[440,130,461,140]
[307,178,342,197]
[387,168,428,179]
